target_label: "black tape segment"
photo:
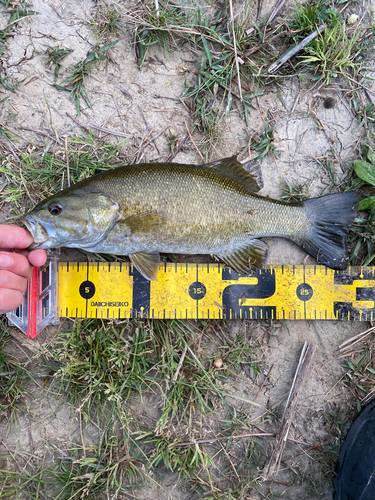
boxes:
[131,267,151,318]
[334,269,375,321]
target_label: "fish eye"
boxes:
[48,202,63,215]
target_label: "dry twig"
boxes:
[268,25,325,73]
[166,134,188,162]
[18,126,62,145]
[264,342,317,479]
[228,0,243,101]
[183,116,204,162]
[339,326,375,352]
[64,137,70,187]
[90,122,132,138]
[172,345,188,381]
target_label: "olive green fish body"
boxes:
[23,157,358,280]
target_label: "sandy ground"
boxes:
[0,0,374,498]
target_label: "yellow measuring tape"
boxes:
[58,262,375,321]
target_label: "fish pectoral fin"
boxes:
[119,211,166,235]
[214,239,268,274]
[130,251,160,280]
[206,156,263,193]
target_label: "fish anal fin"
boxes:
[206,156,263,193]
[130,251,160,280]
[214,239,268,274]
[118,211,166,235]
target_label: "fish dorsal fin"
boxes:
[205,156,263,193]
[130,251,160,280]
[213,239,268,274]
[119,211,166,235]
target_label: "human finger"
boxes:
[28,249,47,267]
[0,225,34,250]
[0,252,33,279]
[0,270,27,293]
[0,288,24,315]
[0,249,47,267]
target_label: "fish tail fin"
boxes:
[296,192,358,269]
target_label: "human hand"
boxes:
[0,225,47,314]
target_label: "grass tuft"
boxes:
[300,22,361,84]
[46,46,73,83]
[47,319,157,418]
[89,7,122,39]
[53,41,119,114]
[250,121,278,161]
[142,433,212,478]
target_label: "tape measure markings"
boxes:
[57,262,375,321]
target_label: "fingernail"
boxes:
[0,254,11,268]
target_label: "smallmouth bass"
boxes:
[22,157,358,280]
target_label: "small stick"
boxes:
[285,437,336,459]
[64,137,70,187]
[310,110,344,168]
[142,125,170,149]
[172,345,188,381]
[155,0,160,17]
[263,0,286,43]
[18,126,62,144]
[173,432,274,447]
[90,122,132,138]
[264,342,317,479]
[267,0,286,25]
[166,134,188,162]
[229,0,243,101]
[243,31,285,58]
[253,364,273,402]
[268,25,325,73]
[256,0,263,22]
[183,116,204,162]
[112,95,127,133]
[339,325,375,352]
[66,113,108,145]
[66,112,90,132]
[5,141,20,162]
[9,101,19,113]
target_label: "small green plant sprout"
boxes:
[53,40,119,114]
[89,7,121,38]
[46,46,73,82]
[0,27,10,45]
[0,74,19,92]
[250,121,278,161]
[280,179,310,202]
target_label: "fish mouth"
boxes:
[22,215,51,248]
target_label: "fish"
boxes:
[22,156,359,280]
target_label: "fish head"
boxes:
[23,192,119,249]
